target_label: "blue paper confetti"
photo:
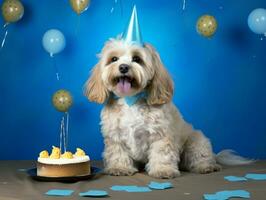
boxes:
[79,190,108,197]
[245,173,266,180]
[45,189,74,196]
[204,190,250,200]
[111,185,152,192]
[148,181,173,190]
[224,176,247,182]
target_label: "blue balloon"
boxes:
[42,29,66,57]
[248,8,266,35]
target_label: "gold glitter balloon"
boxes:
[196,15,217,38]
[69,0,90,15]
[52,90,73,112]
[1,0,24,23]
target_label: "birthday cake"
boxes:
[37,146,90,177]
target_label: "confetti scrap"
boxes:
[148,181,173,190]
[111,185,152,192]
[224,176,247,182]
[45,189,74,196]
[204,190,250,200]
[79,190,108,197]
[245,173,266,180]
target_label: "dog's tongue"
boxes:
[117,79,131,94]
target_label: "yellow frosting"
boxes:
[39,146,87,159]
[39,150,49,158]
[61,151,73,159]
[49,146,61,159]
[75,148,86,157]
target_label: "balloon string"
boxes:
[3,23,9,28]
[110,7,114,13]
[59,115,64,153]
[52,57,60,81]
[182,0,186,10]
[110,0,118,13]
[62,114,66,153]
[65,112,69,153]
[59,112,69,154]
[1,30,8,49]
[1,23,9,49]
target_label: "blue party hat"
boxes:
[122,5,143,46]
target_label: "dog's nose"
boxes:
[119,64,129,74]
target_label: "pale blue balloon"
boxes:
[248,8,266,34]
[42,29,66,57]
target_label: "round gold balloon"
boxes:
[196,15,217,38]
[69,0,90,15]
[1,0,24,23]
[52,90,73,112]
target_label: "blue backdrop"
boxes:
[0,0,265,160]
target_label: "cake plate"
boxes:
[27,166,101,182]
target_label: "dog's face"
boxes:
[101,40,153,97]
[85,39,173,105]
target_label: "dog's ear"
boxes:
[84,63,109,104]
[144,44,174,106]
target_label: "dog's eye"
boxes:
[111,56,118,62]
[132,56,142,64]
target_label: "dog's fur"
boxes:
[84,39,249,178]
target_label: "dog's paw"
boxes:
[193,163,221,174]
[148,168,180,179]
[104,167,137,176]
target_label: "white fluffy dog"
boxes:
[85,38,252,178]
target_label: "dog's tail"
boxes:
[215,149,255,166]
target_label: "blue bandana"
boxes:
[112,92,147,106]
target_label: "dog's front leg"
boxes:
[146,137,180,179]
[103,137,137,176]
